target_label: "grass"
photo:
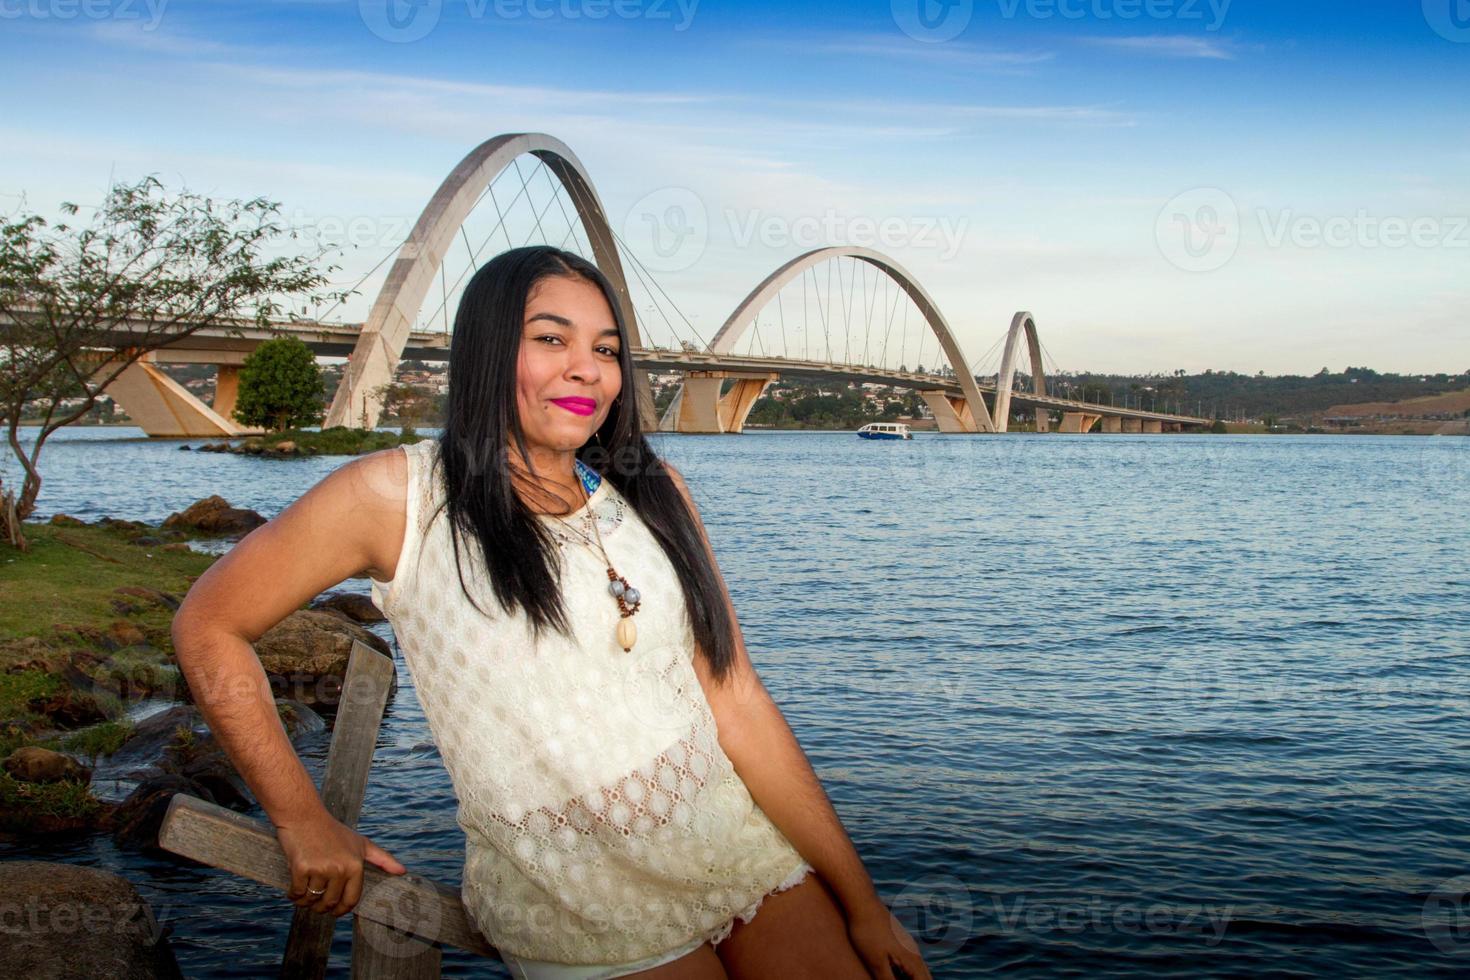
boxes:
[54,719,136,759]
[0,768,109,832]
[0,668,61,720]
[0,522,223,832]
[238,425,423,456]
[0,522,215,643]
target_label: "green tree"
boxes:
[0,176,341,550]
[234,336,326,432]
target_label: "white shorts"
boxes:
[498,863,815,980]
[499,934,708,980]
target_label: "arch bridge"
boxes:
[36,133,1208,437]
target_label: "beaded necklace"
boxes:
[546,460,642,652]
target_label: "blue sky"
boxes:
[2,0,1467,375]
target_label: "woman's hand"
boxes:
[275,809,408,918]
[846,903,933,980]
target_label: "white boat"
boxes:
[857,422,912,440]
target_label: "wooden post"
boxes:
[157,796,496,957]
[156,639,500,977]
[281,641,398,979]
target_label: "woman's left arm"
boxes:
[666,465,931,980]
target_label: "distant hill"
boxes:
[1326,388,1470,418]
[1064,367,1470,421]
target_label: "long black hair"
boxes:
[434,245,737,682]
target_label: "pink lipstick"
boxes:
[551,397,597,417]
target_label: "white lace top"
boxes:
[369,439,811,964]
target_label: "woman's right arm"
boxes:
[170,446,411,917]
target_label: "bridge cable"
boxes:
[440,262,449,335]
[776,287,789,362]
[801,271,810,361]
[611,229,709,350]
[547,164,705,351]
[460,226,477,270]
[308,162,507,327]
[511,158,551,245]
[861,262,875,368]
[819,264,834,364]
[844,258,857,365]
[893,293,905,373]
[422,165,558,331]
[880,275,901,370]
[613,243,684,348]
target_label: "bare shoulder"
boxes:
[341,446,410,577]
[173,445,413,639]
[283,445,410,581]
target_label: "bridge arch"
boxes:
[325,132,653,429]
[676,246,995,433]
[992,311,1049,433]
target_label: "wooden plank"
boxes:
[159,793,500,960]
[352,916,443,979]
[282,641,399,980]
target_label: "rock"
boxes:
[89,653,180,701]
[161,495,266,535]
[27,688,112,729]
[254,610,394,711]
[2,635,55,668]
[112,773,216,852]
[276,698,328,741]
[110,706,205,768]
[178,444,191,450]
[274,440,297,453]
[99,517,148,532]
[0,861,183,979]
[109,699,324,851]
[52,623,105,648]
[105,620,149,651]
[114,586,182,610]
[129,535,164,547]
[3,746,93,784]
[48,513,86,527]
[310,590,387,624]
[161,542,192,553]
[0,716,47,742]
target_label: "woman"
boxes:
[171,246,930,979]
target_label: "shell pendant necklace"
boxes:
[549,460,642,652]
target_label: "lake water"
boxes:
[3,427,1469,977]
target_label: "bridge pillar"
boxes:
[1142,419,1163,434]
[1100,416,1122,433]
[1058,412,1102,434]
[717,374,777,433]
[1034,409,1050,433]
[665,371,777,433]
[92,354,250,438]
[1121,418,1142,433]
[213,365,241,420]
[918,391,981,433]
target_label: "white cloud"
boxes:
[1086,35,1238,60]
